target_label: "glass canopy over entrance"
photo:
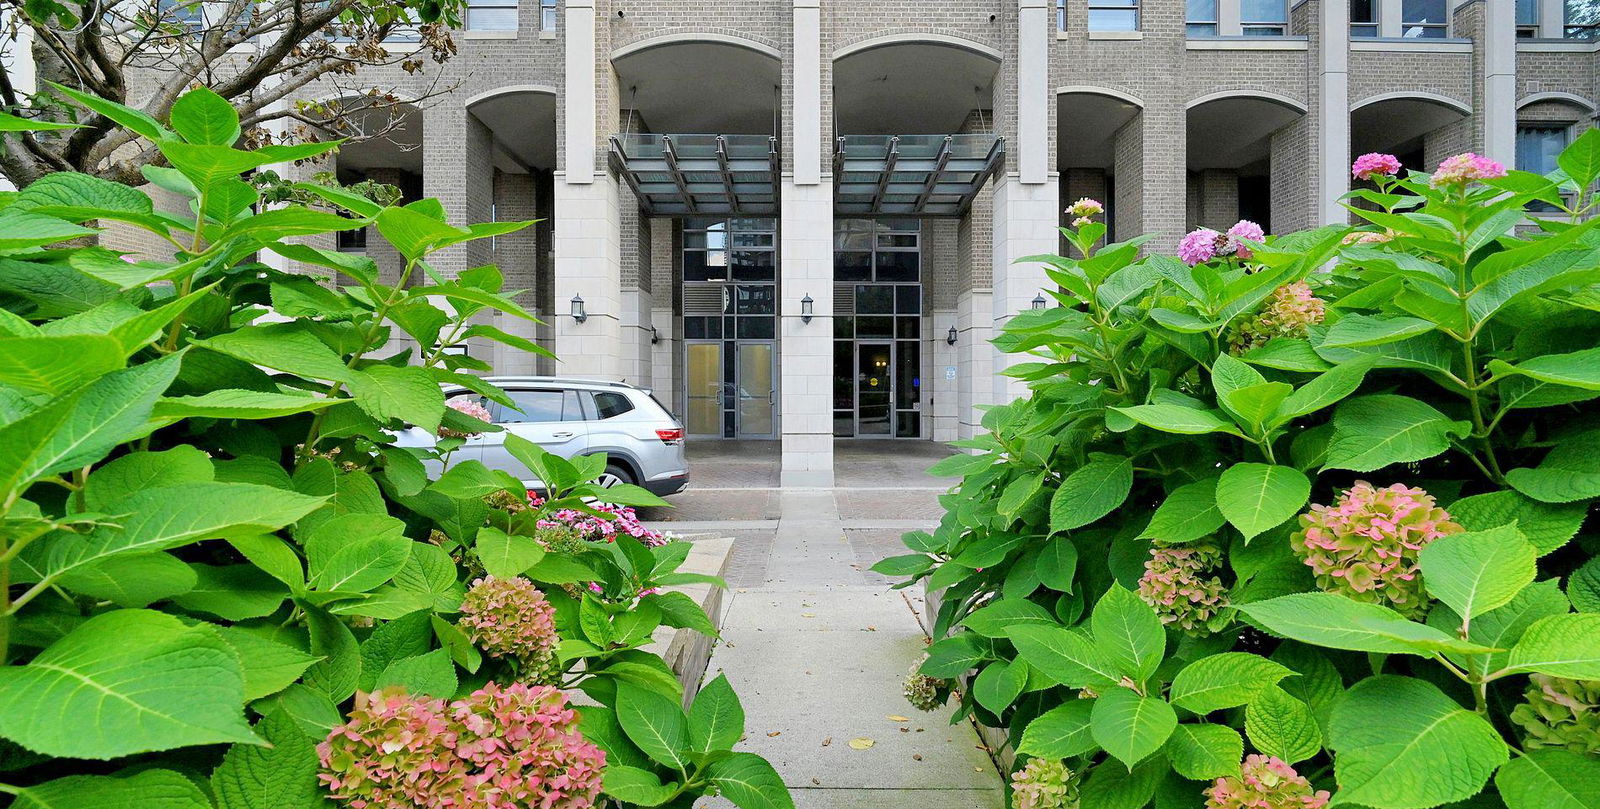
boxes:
[833,134,1004,217]
[609,133,781,216]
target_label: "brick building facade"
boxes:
[21,0,1600,484]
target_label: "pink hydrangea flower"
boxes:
[1351,152,1402,181]
[1072,216,1094,228]
[459,576,561,683]
[1137,543,1229,635]
[319,684,605,809]
[537,501,668,548]
[1430,152,1507,188]
[1206,755,1330,809]
[1066,198,1104,218]
[1226,220,1266,260]
[1341,230,1393,246]
[1291,481,1462,617]
[440,397,493,439]
[1180,228,1221,266]
[1228,281,1326,354]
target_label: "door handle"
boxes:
[553,431,573,438]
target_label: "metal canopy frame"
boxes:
[832,134,1005,217]
[608,133,780,216]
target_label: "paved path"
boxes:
[642,442,1004,809]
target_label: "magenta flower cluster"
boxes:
[1179,220,1266,266]
[440,397,493,439]
[318,683,606,809]
[1430,152,1507,188]
[1010,758,1078,809]
[1205,755,1330,809]
[458,576,561,684]
[1291,481,1462,617]
[527,491,668,547]
[1351,152,1402,181]
[1228,281,1327,354]
[1137,543,1229,635]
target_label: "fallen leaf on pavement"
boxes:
[848,738,875,750]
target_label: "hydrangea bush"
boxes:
[879,131,1600,809]
[0,92,790,809]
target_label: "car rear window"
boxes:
[499,389,580,423]
[593,391,635,419]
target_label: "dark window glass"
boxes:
[684,251,723,282]
[834,316,855,338]
[835,251,872,281]
[856,316,894,338]
[736,317,775,339]
[734,285,776,315]
[833,341,855,410]
[1401,0,1446,35]
[896,317,919,339]
[500,390,566,423]
[875,250,919,282]
[684,317,707,339]
[593,392,634,419]
[856,285,895,314]
[1517,0,1538,25]
[895,285,921,314]
[731,249,775,281]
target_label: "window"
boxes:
[1187,0,1219,35]
[1057,0,1067,29]
[1517,0,1539,35]
[1567,0,1600,38]
[1401,0,1447,37]
[336,226,368,253]
[1351,0,1379,36]
[683,218,775,282]
[498,389,578,423]
[157,0,204,34]
[593,392,635,419]
[540,0,558,30]
[1088,0,1139,31]
[1241,0,1288,34]
[467,0,517,30]
[833,219,920,283]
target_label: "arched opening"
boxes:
[308,98,426,288]
[1186,93,1308,233]
[1350,94,1471,176]
[1057,88,1141,244]
[608,38,784,439]
[829,38,1003,441]
[1514,96,1594,211]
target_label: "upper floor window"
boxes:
[156,0,204,35]
[1241,0,1288,34]
[1351,0,1379,36]
[1401,0,1448,37]
[1518,123,1570,210]
[1089,0,1140,31]
[834,219,920,283]
[1516,0,1539,36]
[1567,0,1600,38]
[1057,0,1068,29]
[541,0,559,30]
[467,0,517,30]
[1187,0,1219,35]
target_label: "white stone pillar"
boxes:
[1482,0,1518,166]
[1018,0,1051,184]
[1320,0,1352,226]
[1539,0,1563,37]
[1220,0,1244,36]
[563,0,596,185]
[552,173,624,380]
[1378,0,1403,37]
[780,0,833,487]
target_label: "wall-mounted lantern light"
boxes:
[1032,293,1047,310]
[947,326,959,345]
[650,325,660,344]
[801,294,814,324]
[571,294,587,324]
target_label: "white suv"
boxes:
[399,376,689,497]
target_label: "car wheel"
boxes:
[596,463,635,489]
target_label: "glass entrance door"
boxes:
[856,341,894,437]
[685,342,722,437]
[737,343,775,438]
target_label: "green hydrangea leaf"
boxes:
[1165,723,1244,780]
[1019,698,1099,758]
[12,769,210,809]
[1244,685,1321,764]
[1091,687,1177,770]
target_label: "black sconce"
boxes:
[801,294,814,324]
[947,326,958,345]
[1032,293,1047,310]
[571,294,587,324]
[650,325,660,344]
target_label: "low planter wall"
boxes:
[651,536,734,707]
[924,580,1018,776]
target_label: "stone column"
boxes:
[647,219,677,413]
[779,0,834,486]
[956,192,993,444]
[492,170,540,375]
[1481,0,1517,166]
[1319,0,1352,226]
[1538,0,1563,37]
[552,0,624,379]
[424,105,495,360]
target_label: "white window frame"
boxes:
[466,0,518,30]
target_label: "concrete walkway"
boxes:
[644,442,1003,809]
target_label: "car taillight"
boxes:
[655,428,684,443]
